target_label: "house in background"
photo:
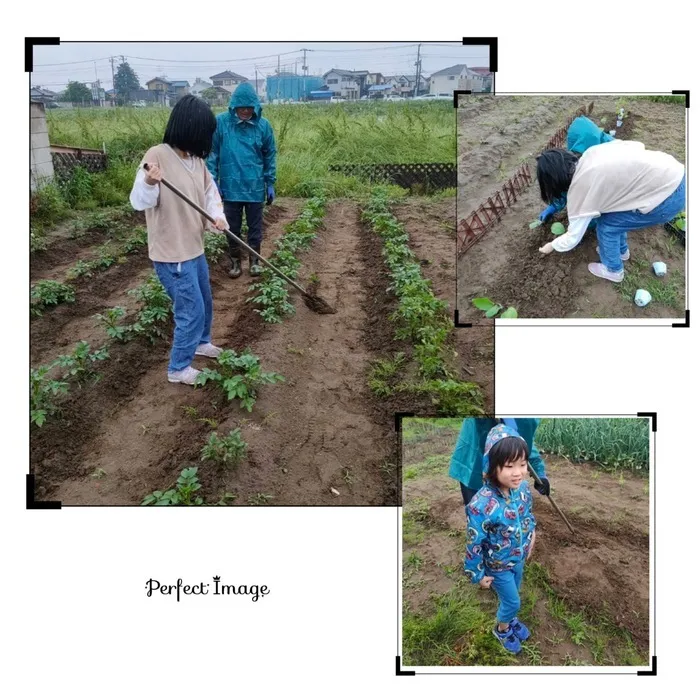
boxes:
[210,70,248,92]
[30,86,57,105]
[385,75,414,98]
[429,64,488,94]
[170,80,190,99]
[365,72,384,87]
[469,67,494,92]
[322,69,368,100]
[145,77,171,93]
[190,78,213,97]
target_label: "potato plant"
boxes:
[55,341,109,386]
[195,349,284,412]
[30,280,76,317]
[201,429,248,467]
[248,195,326,323]
[472,297,518,319]
[30,365,69,427]
[142,467,204,506]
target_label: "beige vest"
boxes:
[568,140,684,219]
[141,144,210,263]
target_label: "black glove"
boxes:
[534,477,550,497]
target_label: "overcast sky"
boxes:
[32,41,490,91]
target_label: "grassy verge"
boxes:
[618,259,684,313]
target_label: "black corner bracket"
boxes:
[462,37,498,72]
[672,310,690,328]
[396,656,415,676]
[637,655,657,676]
[25,37,60,72]
[395,413,415,432]
[454,309,472,328]
[26,475,61,509]
[637,412,657,433]
[672,90,690,108]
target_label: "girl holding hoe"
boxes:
[130,95,229,386]
[536,138,685,283]
[464,423,537,654]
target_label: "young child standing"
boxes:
[464,423,537,654]
[130,95,229,385]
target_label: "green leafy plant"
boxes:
[93,306,130,342]
[30,365,69,426]
[551,222,566,236]
[248,195,326,323]
[472,297,518,319]
[121,226,148,254]
[204,231,228,263]
[30,280,76,316]
[55,341,109,386]
[142,466,204,506]
[126,274,172,343]
[200,429,248,467]
[66,259,97,280]
[30,225,48,253]
[368,352,406,397]
[195,349,284,412]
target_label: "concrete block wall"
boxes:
[30,102,54,191]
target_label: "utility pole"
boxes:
[254,67,259,97]
[110,56,116,91]
[414,43,422,98]
[302,48,308,76]
[276,55,281,101]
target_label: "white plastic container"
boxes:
[634,289,652,307]
[616,119,623,127]
[609,130,616,137]
[652,261,667,277]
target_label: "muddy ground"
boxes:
[456,95,686,319]
[402,429,649,666]
[31,196,494,505]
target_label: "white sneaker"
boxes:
[588,262,624,283]
[195,342,223,358]
[167,366,202,385]
[596,245,630,261]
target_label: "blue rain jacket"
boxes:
[207,82,277,202]
[464,481,536,583]
[449,419,546,490]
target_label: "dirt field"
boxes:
[402,424,650,666]
[456,95,686,319]
[31,197,494,506]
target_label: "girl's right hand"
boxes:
[479,576,494,589]
[144,164,162,186]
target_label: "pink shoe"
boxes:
[195,343,223,358]
[596,246,630,261]
[588,262,624,283]
[167,366,202,385]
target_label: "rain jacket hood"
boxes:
[229,82,263,121]
[206,82,277,202]
[464,422,536,583]
[567,116,615,155]
[481,422,529,484]
[449,418,546,490]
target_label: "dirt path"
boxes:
[208,200,393,505]
[32,200,301,504]
[457,96,686,319]
[394,198,494,412]
[403,448,649,665]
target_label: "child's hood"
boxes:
[482,422,529,483]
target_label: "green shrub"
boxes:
[201,429,248,467]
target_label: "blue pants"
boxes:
[596,174,686,272]
[153,254,213,373]
[224,201,264,259]
[489,561,525,624]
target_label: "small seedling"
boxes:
[94,307,130,342]
[472,297,518,319]
[215,492,237,506]
[551,222,566,236]
[142,466,204,506]
[91,468,107,479]
[182,405,199,419]
[342,468,355,485]
[200,429,248,467]
[30,365,69,426]
[248,493,273,505]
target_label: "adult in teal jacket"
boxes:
[449,418,549,508]
[207,82,277,279]
[538,116,615,224]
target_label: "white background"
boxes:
[4,2,696,697]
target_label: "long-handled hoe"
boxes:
[144,164,336,315]
[529,461,575,535]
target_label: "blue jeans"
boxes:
[596,174,686,272]
[153,254,213,373]
[488,561,525,624]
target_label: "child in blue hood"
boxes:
[464,423,537,654]
[537,116,615,224]
[207,82,277,279]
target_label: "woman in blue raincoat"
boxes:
[207,82,277,279]
[449,418,549,507]
[537,116,615,224]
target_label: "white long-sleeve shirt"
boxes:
[129,147,228,231]
[551,215,593,252]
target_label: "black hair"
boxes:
[536,148,580,204]
[486,437,528,484]
[163,95,217,159]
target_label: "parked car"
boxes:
[45,102,60,109]
[330,96,347,103]
[385,95,404,102]
[436,93,453,100]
